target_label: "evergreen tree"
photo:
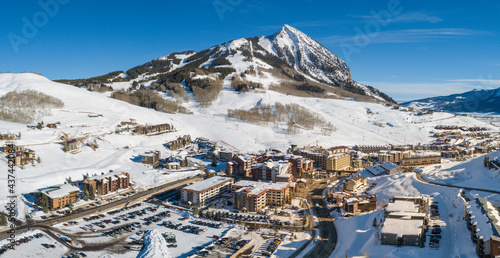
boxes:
[484,156,490,168]
[373,217,378,227]
[82,185,89,201]
[37,156,41,163]
[211,155,217,167]
[89,185,96,200]
[67,177,72,184]
[0,212,7,226]
[41,194,49,213]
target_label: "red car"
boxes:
[206,246,214,250]
[63,223,69,227]
[212,235,220,239]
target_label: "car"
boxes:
[206,246,214,251]
[213,235,220,239]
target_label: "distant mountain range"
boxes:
[56,25,394,103]
[402,87,500,113]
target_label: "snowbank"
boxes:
[138,230,172,258]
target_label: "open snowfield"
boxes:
[331,172,480,258]
[422,150,500,192]
[0,73,495,202]
[0,229,69,258]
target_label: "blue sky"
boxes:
[1,0,499,101]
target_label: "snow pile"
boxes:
[137,230,171,258]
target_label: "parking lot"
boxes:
[427,201,442,249]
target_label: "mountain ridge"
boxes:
[402,87,500,113]
[56,25,395,103]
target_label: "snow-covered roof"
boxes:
[330,152,348,159]
[233,180,291,196]
[386,200,419,213]
[181,176,233,193]
[466,198,500,240]
[365,165,386,176]
[388,211,427,219]
[381,218,423,237]
[380,161,399,171]
[87,171,128,181]
[38,184,80,198]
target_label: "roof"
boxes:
[232,180,291,196]
[466,198,500,240]
[38,184,80,198]
[181,176,234,193]
[380,161,399,171]
[381,218,423,237]
[87,171,128,181]
[386,200,419,213]
[365,165,387,176]
[329,152,348,159]
[388,211,427,219]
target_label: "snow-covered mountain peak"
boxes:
[57,25,395,103]
[261,25,352,85]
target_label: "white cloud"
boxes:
[322,28,488,45]
[446,79,500,85]
[353,11,442,23]
[392,12,443,23]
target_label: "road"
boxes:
[0,176,202,242]
[415,173,500,194]
[293,178,338,258]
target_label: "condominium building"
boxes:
[134,123,173,135]
[142,150,160,168]
[299,146,350,170]
[82,171,130,196]
[343,194,377,216]
[36,184,80,210]
[180,176,234,207]
[381,197,428,247]
[464,198,500,257]
[13,148,35,166]
[232,180,293,212]
[378,150,411,163]
[344,175,367,191]
[400,156,441,166]
[251,160,292,182]
[230,155,255,177]
[326,153,351,171]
